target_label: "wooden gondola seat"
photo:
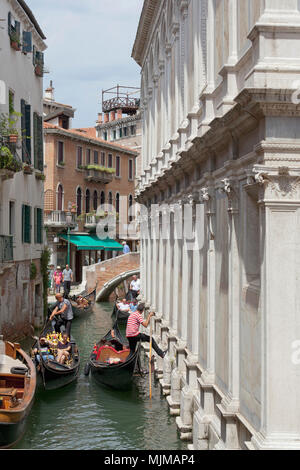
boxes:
[96,346,130,363]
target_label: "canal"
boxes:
[14,302,186,450]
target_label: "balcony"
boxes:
[44,211,77,229]
[84,167,114,184]
[0,236,13,264]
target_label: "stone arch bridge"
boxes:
[81,252,140,302]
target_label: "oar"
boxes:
[149,320,152,400]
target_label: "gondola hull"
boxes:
[32,321,80,391]
[111,304,130,323]
[39,359,80,391]
[71,303,93,319]
[90,348,139,390]
[0,342,36,448]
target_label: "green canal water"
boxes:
[14,302,186,450]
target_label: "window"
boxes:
[9,90,14,117]
[94,150,99,164]
[100,191,105,206]
[112,130,117,140]
[9,201,15,237]
[129,194,133,222]
[131,125,136,136]
[76,188,82,216]
[116,156,121,177]
[119,128,123,139]
[93,191,98,211]
[124,127,128,137]
[86,189,90,213]
[57,184,63,211]
[57,141,64,165]
[22,205,31,244]
[116,193,120,214]
[108,191,113,207]
[86,149,91,165]
[108,154,113,168]
[128,159,134,180]
[100,152,105,166]
[77,146,83,168]
[103,131,108,141]
[21,100,31,163]
[33,112,43,171]
[34,208,43,244]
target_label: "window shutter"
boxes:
[22,205,31,244]
[25,104,31,162]
[34,207,37,244]
[34,113,43,171]
[37,208,43,244]
[15,21,20,38]
[20,99,26,162]
[32,45,36,65]
[22,31,32,53]
[8,12,11,35]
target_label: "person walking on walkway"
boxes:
[126,303,166,358]
[53,266,63,294]
[62,264,73,297]
[122,241,130,254]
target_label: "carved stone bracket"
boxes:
[219,178,239,215]
[199,187,215,240]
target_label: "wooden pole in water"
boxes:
[149,320,152,400]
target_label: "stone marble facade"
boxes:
[132,0,300,450]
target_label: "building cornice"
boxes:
[131,0,161,67]
[44,127,138,157]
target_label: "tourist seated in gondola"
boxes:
[126,304,166,359]
[33,337,55,364]
[117,299,130,313]
[129,299,138,312]
[49,294,74,338]
[56,333,72,365]
[75,295,89,308]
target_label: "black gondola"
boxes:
[49,289,96,319]
[111,303,130,323]
[86,317,140,390]
[31,319,80,391]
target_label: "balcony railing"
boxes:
[85,168,113,184]
[0,235,13,263]
[44,211,76,228]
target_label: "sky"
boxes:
[26,0,143,128]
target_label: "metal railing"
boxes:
[44,211,76,226]
[0,235,13,263]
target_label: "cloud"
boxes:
[25,0,143,127]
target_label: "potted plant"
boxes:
[70,203,77,214]
[10,30,21,51]
[0,112,22,144]
[0,145,22,178]
[23,162,33,174]
[35,64,43,77]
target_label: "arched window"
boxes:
[128,194,133,222]
[85,189,90,214]
[116,192,120,214]
[57,184,63,211]
[93,190,98,211]
[100,191,105,206]
[76,187,82,216]
[108,191,113,207]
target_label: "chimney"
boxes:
[97,113,103,124]
[45,80,55,101]
[110,111,116,121]
[104,113,109,123]
[117,108,122,120]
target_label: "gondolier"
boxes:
[49,294,74,338]
[126,304,166,358]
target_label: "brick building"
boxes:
[43,95,137,282]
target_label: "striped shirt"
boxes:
[126,311,144,337]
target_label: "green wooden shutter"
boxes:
[21,99,26,162]
[22,205,31,244]
[34,113,44,171]
[34,208,43,244]
[8,12,11,35]
[22,31,32,53]
[25,104,31,163]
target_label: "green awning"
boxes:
[58,234,123,251]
